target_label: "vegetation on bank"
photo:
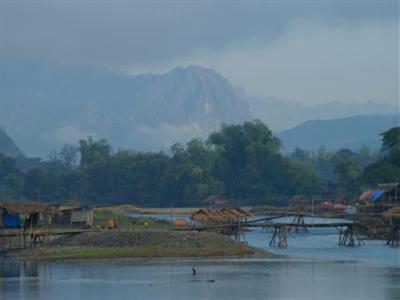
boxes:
[17,230,267,260]
[93,209,171,229]
[355,215,395,239]
[1,121,399,206]
[131,207,198,214]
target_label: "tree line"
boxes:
[0,120,399,206]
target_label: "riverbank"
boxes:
[98,205,198,215]
[15,230,267,260]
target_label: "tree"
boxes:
[381,127,400,155]
[161,140,222,206]
[7,119,386,205]
[362,127,400,185]
[291,148,312,162]
[206,120,322,202]
[79,137,112,166]
[0,154,23,198]
[49,144,79,167]
[330,149,361,195]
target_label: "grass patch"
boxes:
[20,245,265,260]
[16,230,268,260]
[93,209,171,230]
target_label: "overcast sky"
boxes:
[1,0,399,104]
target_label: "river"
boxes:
[1,215,399,300]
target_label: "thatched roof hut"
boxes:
[191,207,251,227]
[384,206,400,218]
[0,201,52,214]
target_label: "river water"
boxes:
[1,215,399,300]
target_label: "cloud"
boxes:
[44,126,97,145]
[1,1,398,105]
[126,123,207,152]
[170,21,398,104]
[1,1,397,68]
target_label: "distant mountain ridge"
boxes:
[248,96,397,132]
[0,59,397,157]
[0,127,23,158]
[0,61,250,156]
[0,126,41,171]
[277,114,399,152]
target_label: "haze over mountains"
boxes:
[0,127,40,171]
[0,127,23,158]
[0,60,397,157]
[247,96,397,132]
[278,114,399,153]
[0,61,250,157]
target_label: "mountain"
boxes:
[0,60,250,157]
[247,96,397,132]
[277,114,399,152]
[0,127,41,171]
[1,59,397,157]
[0,127,23,158]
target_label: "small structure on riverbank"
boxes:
[191,207,251,239]
[0,201,94,251]
[0,201,54,251]
[51,205,94,228]
[192,207,251,227]
[0,201,52,229]
[359,183,400,212]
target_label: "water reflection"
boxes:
[1,257,399,300]
[0,258,38,278]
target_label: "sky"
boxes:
[1,0,399,104]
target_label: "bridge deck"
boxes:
[249,222,353,228]
[196,217,354,231]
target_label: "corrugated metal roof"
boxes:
[369,190,386,201]
[359,190,373,201]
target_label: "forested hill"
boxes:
[2,59,394,158]
[278,114,399,152]
[1,121,399,206]
[0,127,23,158]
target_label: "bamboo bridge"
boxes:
[193,213,398,248]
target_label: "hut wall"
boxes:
[70,209,93,227]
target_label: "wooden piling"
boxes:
[386,225,400,247]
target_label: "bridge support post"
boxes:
[269,226,288,248]
[386,225,400,247]
[261,219,273,233]
[231,222,247,244]
[289,214,308,234]
[338,225,364,247]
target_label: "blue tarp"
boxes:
[345,207,357,214]
[2,211,21,228]
[369,189,385,201]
